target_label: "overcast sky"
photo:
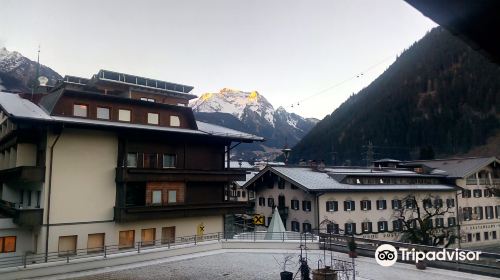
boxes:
[0,0,436,119]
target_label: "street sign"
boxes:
[253,214,264,225]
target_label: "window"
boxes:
[463,207,472,221]
[259,197,265,206]
[392,220,403,232]
[0,236,16,253]
[326,201,338,212]
[475,232,481,241]
[405,198,416,209]
[496,205,500,218]
[140,97,155,102]
[485,206,494,219]
[376,200,386,210]
[27,190,32,206]
[161,227,175,244]
[493,231,497,240]
[344,223,356,235]
[118,109,131,122]
[162,154,176,168]
[484,232,489,241]
[152,190,162,204]
[141,228,156,247]
[302,200,311,212]
[242,191,246,198]
[291,199,299,210]
[170,115,180,127]
[36,191,41,208]
[127,153,137,167]
[147,113,159,125]
[484,189,492,197]
[434,197,444,208]
[73,104,88,117]
[474,206,484,220]
[462,189,472,198]
[423,199,432,209]
[426,219,433,229]
[407,219,417,229]
[19,190,24,205]
[119,230,135,249]
[327,223,339,234]
[378,221,388,232]
[360,200,371,211]
[448,217,456,227]
[268,198,275,208]
[362,222,372,233]
[303,223,312,233]
[435,218,444,228]
[236,191,241,197]
[58,235,77,256]
[344,200,355,211]
[467,233,472,242]
[473,189,482,198]
[446,198,455,208]
[291,221,300,232]
[143,153,158,169]
[278,178,285,189]
[96,107,110,120]
[87,233,105,253]
[168,190,177,204]
[391,199,402,210]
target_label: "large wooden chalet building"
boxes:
[0,70,262,257]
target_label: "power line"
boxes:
[288,55,395,109]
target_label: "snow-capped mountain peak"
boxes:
[0,47,26,73]
[192,88,275,126]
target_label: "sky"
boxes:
[0,0,436,119]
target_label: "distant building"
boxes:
[406,157,500,247]
[245,165,458,242]
[0,70,263,257]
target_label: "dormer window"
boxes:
[118,109,131,122]
[73,104,88,117]
[147,113,159,125]
[170,115,180,127]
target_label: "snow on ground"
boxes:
[39,249,498,280]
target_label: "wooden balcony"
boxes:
[114,201,249,222]
[116,167,246,182]
[0,166,45,183]
[0,199,43,227]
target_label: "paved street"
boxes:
[42,249,498,280]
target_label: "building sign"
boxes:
[253,214,264,225]
[197,223,205,236]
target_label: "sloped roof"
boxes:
[0,92,263,142]
[234,171,259,187]
[244,166,456,192]
[407,157,499,178]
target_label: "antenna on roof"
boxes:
[31,44,41,100]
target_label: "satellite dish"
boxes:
[38,76,49,86]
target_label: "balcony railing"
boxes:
[466,178,500,185]
[116,167,246,182]
[0,199,43,227]
[0,166,45,183]
[115,201,249,222]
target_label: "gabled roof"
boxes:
[406,157,500,178]
[0,92,264,142]
[244,166,456,192]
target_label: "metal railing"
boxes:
[466,178,500,185]
[0,232,224,270]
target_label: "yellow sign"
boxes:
[253,214,264,225]
[197,223,205,236]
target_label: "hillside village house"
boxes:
[246,158,500,247]
[245,165,459,242]
[406,157,500,248]
[0,70,262,258]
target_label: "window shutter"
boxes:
[368,201,372,210]
[334,201,338,211]
[352,201,355,211]
[326,201,330,211]
[344,201,348,211]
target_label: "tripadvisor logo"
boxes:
[374,244,482,267]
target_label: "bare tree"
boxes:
[393,194,458,247]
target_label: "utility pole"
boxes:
[31,45,41,100]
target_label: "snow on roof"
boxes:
[227,161,254,169]
[245,166,456,192]
[0,92,51,119]
[0,92,263,142]
[196,121,263,141]
[407,157,499,178]
[234,171,258,187]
